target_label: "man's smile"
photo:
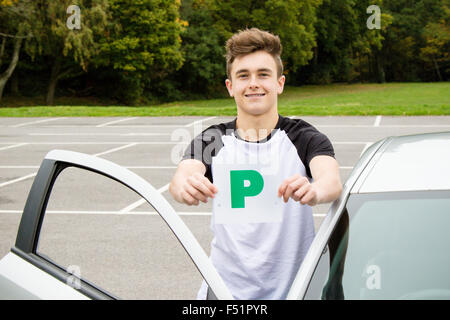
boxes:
[245,93,266,97]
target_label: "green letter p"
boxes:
[230,170,264,208]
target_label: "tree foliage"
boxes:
[97,0,185,104]
[0,0,448,105]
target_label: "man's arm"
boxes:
[169,159,218,206]
[278,155,342,206]
[309,155,343,204]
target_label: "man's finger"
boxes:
[299,189,315,205]
[181,190,199,206]
[186,184,208,203]
[201,176,218,196]
[293,183,310,202]
[283,179,305,202]
[278,174,301,197]
[190,177,215,199]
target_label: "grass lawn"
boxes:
[0,82,449,117]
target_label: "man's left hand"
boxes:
[277,173,322,206]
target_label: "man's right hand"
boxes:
[169,159,218,206]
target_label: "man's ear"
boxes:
[225,79,234,97]
[277,75,286,95]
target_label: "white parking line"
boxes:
[374,115,382,127]
[42,125,186,128]
[119,183,170,213]
[0,142,184,145]
[0,165,354,170]
[28,133,170,136]
[184,116,217,127]
[0,173,37,188]
[0,143,139,189]
[96,117,138,128]
[10,118,63,128]
[0,141,371,145]
[0,165,178,169]
[93,143,138,157]
[0,143,28,151]
[0,209,327,217]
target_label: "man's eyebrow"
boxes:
[235,69,249,75]
[235,68,273,75]
[257,68,273,73]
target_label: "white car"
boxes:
[1,132,449,299]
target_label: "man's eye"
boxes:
[260,73,269,77]
[238,74,248,78]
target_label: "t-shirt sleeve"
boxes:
[305,132,335,166]
[303,131,335,179]
[286,119,335,179]
[181,126,225,182]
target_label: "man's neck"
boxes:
[235,108,279,142]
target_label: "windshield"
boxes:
[304,191,450,300]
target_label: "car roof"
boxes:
[354,131,450,193]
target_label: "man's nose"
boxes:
[248,75,260,88]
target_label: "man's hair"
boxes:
[225,28,283,80]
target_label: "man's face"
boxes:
[225,50,285,117]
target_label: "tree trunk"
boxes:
[11,70,19,95]
[433,56,443,81]
[0,36,22,101]
[46,56,61,105]
[376,52,385,83]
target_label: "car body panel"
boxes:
[0,252,88,300]
[358,132,450,193]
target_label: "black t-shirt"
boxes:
[182,114,335,180]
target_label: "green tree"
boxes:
[25,0,109,105]
[419,3,450,81]
[175,0,226,97]
[381,0,448,81]
[297,0,359,84]
[97,0,185,104]
[171,0,321,96]
[0,0,33,100]
[212,0,321,75]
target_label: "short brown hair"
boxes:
[225,28,283,79]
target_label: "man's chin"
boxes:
[237,104,275,117]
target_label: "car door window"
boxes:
[304,192,450,300]
[37,166,208,299]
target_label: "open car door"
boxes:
[0,150,233,299]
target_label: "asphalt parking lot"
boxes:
[1,115,450,299]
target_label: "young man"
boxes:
[169,28,342,299]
